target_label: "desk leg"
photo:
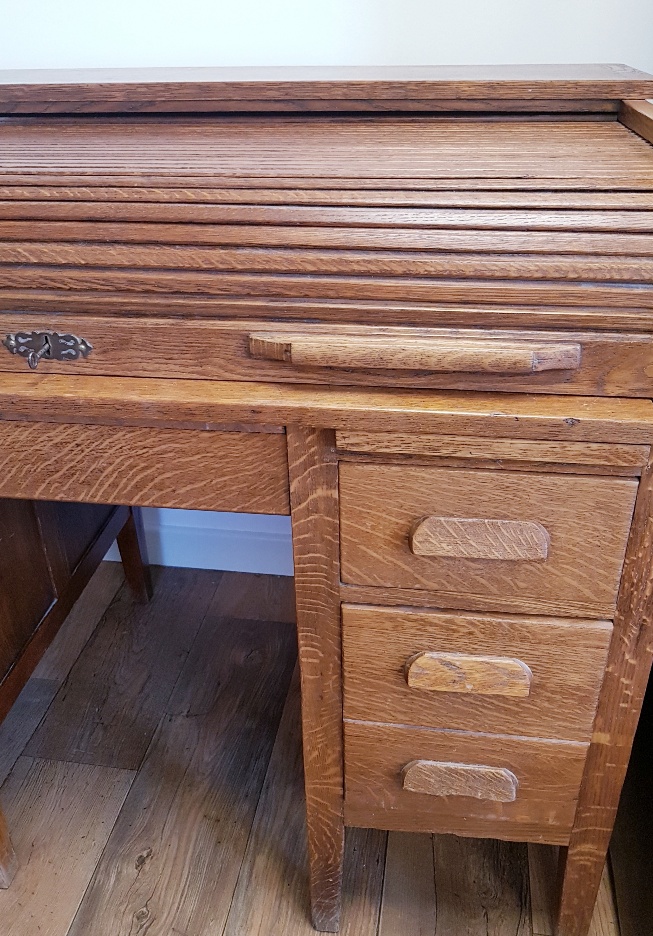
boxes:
[288,427,344,933]
[117,507,153,603]
[0,805,17,888]
[557,460,653,935]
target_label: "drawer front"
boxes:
[2,314,653,398]
[342,604,612,741]
[0,421,290,514]
[343,721,587,844]
[339,463,637,617]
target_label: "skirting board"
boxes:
[105,508,294,575]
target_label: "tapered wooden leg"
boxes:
[116,507,152,604]
[287,427,344,932]
[557,460,653,935]
[0,805,17,888]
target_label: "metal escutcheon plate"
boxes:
[3,331,93,369]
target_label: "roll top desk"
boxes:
[0,65,653,935]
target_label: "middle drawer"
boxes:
[342,604,612,742]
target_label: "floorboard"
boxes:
[0,757,133,936]
[67,601,296,936]
[25,567,223,769]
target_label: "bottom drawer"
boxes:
[343,721,587,844]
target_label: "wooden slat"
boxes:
[287,427,345,932]
[3,187,653,210]
[2,200,653,231]
[0,757,134,935]
[3,241,653,282]
[2,265,651,310]
[0,422,290,514]
[1,218,653,257]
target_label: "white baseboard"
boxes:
[105,508,294,575]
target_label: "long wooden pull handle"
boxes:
[402,760,519,802]
[409,517,550,561]
[405,651,532,697]
[248,334,581,375]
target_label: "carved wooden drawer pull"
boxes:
[405,651,532,697]
[402,760,519,802]
[248,334,581,375]
[409,516,550,561]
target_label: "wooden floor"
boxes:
[0,564,620,936]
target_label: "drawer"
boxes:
[342,604,612,741]
[343,721,588,844]
[0,421,290,514]
[339,463,637,617]
[2,314,653,398]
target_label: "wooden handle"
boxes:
[402,760,519,802]
[405,651,532,697]
[409,517,550,561]
[248,334,581,375]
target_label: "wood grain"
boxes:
[249,333,582,374]
[409,516,550,560]
[0,757,133,935]
[557,458,653,935]
[0,421,290,514]
[223,668,387,936]
[619,99,653,145]
[1,64,652,112]
[528,845,618,936]
[344,721,588,843]
[404,650,533,697]
[342,606,611,741]
[402,760,519,802]
[287,427,344,932]
[25,567,221,769]
[67,605,295,936]
[5,316,653,399]
[340,463,637,617]
[213,570,296,624]
[0,806,16,888]
[2,376,653,443]
[115,508,152,604]
[336,431,650,473]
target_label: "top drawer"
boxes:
[339,463,637,617]
[2,316,653,397]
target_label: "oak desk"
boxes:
[1,65,653,936]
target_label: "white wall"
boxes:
[3,2,651,572]
[1,1,652,72]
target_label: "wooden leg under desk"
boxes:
[0,805,17,889]
[557,460,653,935]
[116,507,153,604]
[287,427,345,932]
